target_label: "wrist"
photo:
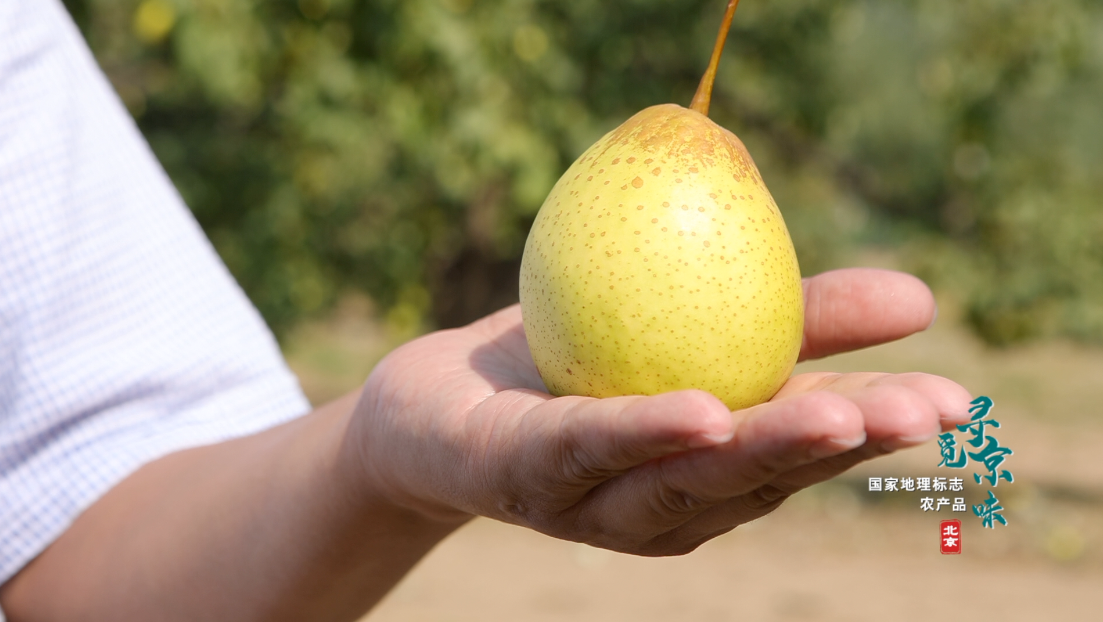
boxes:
[335,386,474,529]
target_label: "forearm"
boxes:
[0,391,466,622]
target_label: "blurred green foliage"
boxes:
[63,0,1103,345]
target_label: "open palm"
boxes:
[348,268,970,555]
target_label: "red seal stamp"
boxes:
[940,519,962,554]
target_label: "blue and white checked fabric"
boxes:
[0,0,312,609]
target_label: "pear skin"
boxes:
[519,103,803,410]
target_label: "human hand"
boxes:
[344,268,970,556]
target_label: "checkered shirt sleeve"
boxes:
[0,0,312,608]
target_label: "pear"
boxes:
[518,0,803,411]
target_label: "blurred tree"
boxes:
[61,0,1103,345]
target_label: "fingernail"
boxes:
[809,434,866,459]
[686,430,734,449]
[942,404,972,426]
[881,432,937,453]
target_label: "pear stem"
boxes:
[689,0,741,117]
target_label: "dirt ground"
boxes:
[363,506,1101,622]
[284,296,1103,622]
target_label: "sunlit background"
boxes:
[63,0,1102,619]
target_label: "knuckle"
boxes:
[554,404,617,486]
[558,442,614,486]
[744,484,791,512]
[651,478,713,519]
[496,498,533,524]
[739,449,795,484]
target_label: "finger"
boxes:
[662,375,970,546]
[485,389,734,520]
[800,268,937,361]
[569,391,867,553]
[550,389,735,469]
[775,371,973,432]
[762,373,970,488]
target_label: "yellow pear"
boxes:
[518,0,803,410]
